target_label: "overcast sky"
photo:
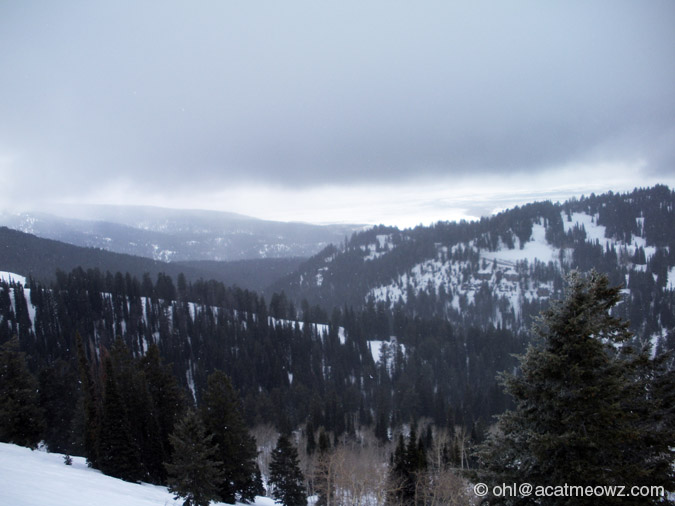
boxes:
[1,1,674,227]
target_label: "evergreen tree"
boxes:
[388,427,428,505]
[305,421,316,455]
[374,409,389,443]
[165,409,223,506]
[268,434,307,506]
[75,332,99,467]
[97,356,143,482]
[389,433,410,504]
[38,359,80,454]
[139,343,187,483]
[0,337,44,448]
[201,370,260,504]
[474,271,675,505]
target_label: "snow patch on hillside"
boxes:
[563,212,607,243]
[668,266,675,291]
[0,271,26,285]
[0,442,276,506]
[1,272,37,329]
[363,234,394,261]
[481,223,558,266]
[368,338,405,374]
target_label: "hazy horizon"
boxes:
[1,1,673,228]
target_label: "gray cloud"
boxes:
[0,0,673,204]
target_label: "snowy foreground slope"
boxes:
[0,443,275,506]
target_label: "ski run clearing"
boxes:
[0,442,276,506]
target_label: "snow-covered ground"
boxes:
[668,266,675,291]
[0,271,26,285]
[481,223,558,266]
[0,442,276,506]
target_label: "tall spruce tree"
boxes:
[0,337,44,448]
[269,434,307,506]
[165,409,223,506]
[388,426,428,505]
[75,332,99,467]
[38,359,80,454]
[474,270,675,505]
[201,370,261,504]
[139,343,186,483]
[97,356,143,482]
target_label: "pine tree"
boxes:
[165,409,223,506]
[305,421,316,455]
[474,270,675,505]
[97,356,143,482]
[139,343,187,483]
[388,427,428,505]
[269,434,307,506]
[38,359,80,454]
[201,370,260,504]
[388,433,410,504]
[75,332,99,467]
[0,337,44,448]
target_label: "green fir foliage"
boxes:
[97,356,143,482]
[201,370,261,504]
[165,409,223,506]
[474,271,675,505]
[269,434,307,506]
[0,337,44,448]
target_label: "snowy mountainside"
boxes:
[0,442,275,506]
[273,186,675,350]
[369,214,656,325]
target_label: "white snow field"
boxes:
[0,442,276,506]
[0,271,27,285]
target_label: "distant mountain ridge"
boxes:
[0,204,364,262]
[0,227,300,291]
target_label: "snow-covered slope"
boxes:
[0,271,26,285]
[368,213,664,329]
[278,188,675,351]
[0,442,275,506]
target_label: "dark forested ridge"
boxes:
[177,257,305,293]
[0,226,303,292]
[0,226,212,284]
[0,267,522,452]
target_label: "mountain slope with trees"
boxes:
[0,226,301,291]
[271,186,675,352]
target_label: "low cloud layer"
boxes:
[1,1,673,221]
